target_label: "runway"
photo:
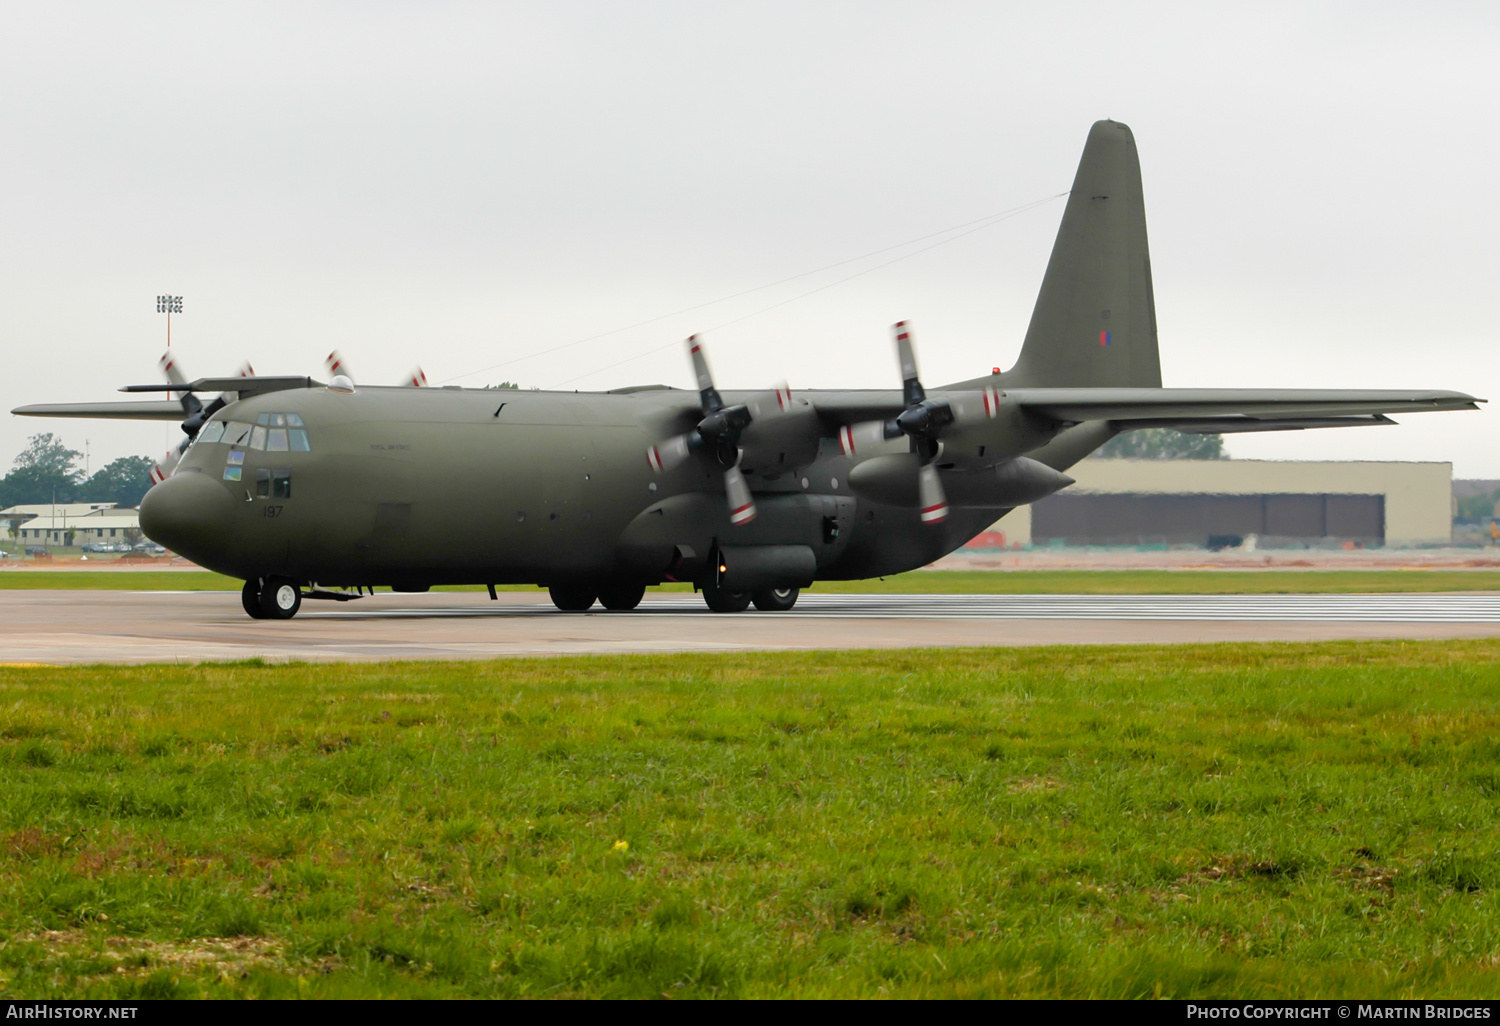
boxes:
[1,590,1498,665]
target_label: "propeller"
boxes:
[150,355,256,484]
[836,322,1002,525]
[646,336,793,527]
[326,350,428,388]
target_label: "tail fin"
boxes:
[1006,120,1161,388]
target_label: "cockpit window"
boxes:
[241,415,310,451]
[223,422,253,447]
[199,421,226,444]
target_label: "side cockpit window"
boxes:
[198,421,225,444]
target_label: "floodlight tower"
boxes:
[156,295,183,347]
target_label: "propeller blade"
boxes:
[407,367,428,388]
[838,420,897,457]
[746,382,793,420]
[723,463,757,526]
[150,439,189,485]
[646,434,694,474]
[159,352,189,389]
[684,334,729,416]
[324,350,354,383]
[894,321,925,406]
[917,462,948,525]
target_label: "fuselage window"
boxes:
[199,421,226,444]
[224,466,242,482]
[289,429,310,452]
[272,470,291,499]
[249,426,267,450]
[256,468,272,498]
[223,422,253,447]
[267,428,289,451]
[227,449,245,466]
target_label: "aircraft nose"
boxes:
[139,470,237,561]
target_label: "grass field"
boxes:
[5,641,1500,998]
[3,568,1500,594]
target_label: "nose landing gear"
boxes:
[241,577,302,620]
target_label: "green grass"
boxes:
[3,568,1500,593]
[4,642,1500,997]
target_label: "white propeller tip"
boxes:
[729,502,756,526]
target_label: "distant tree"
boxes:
[1,433,84,505]
[82,456,156,508]
[1096,428,1227,460]
[1456,490,1500,523]
[485,382,522,390]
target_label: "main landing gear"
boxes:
[700,583,800,613]
[547,582,648,612]
[242,577,302,620]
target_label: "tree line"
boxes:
[0,434,156,509]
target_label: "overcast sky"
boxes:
[3,1,1496,478]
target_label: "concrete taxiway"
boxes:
[1,590,1498,664]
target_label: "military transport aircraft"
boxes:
[13,121,1482,619]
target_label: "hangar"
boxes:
[994,460,1452,549]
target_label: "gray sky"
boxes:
[4,1,1497,477]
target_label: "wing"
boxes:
[1003,387,1482,422]
[120,376,320,398]
[11,401,187,421]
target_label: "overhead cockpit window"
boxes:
[199,421,226,444]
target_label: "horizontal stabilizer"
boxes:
[12,401,188,421]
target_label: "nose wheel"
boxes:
[241,577,302,620]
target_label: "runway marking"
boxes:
[301,593,1500,624]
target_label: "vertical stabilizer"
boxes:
[1006,120,1160,388]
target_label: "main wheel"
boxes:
[241,579,268,619]
[752,586,800,612]
[702,581,752,613]
[598,582,646,611]
[259,576,302,620]
[548,584,597,611]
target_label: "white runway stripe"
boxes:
[310,593,1500,624]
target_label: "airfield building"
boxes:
[992,460,1451,549]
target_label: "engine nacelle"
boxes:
[847,455,1074,508]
